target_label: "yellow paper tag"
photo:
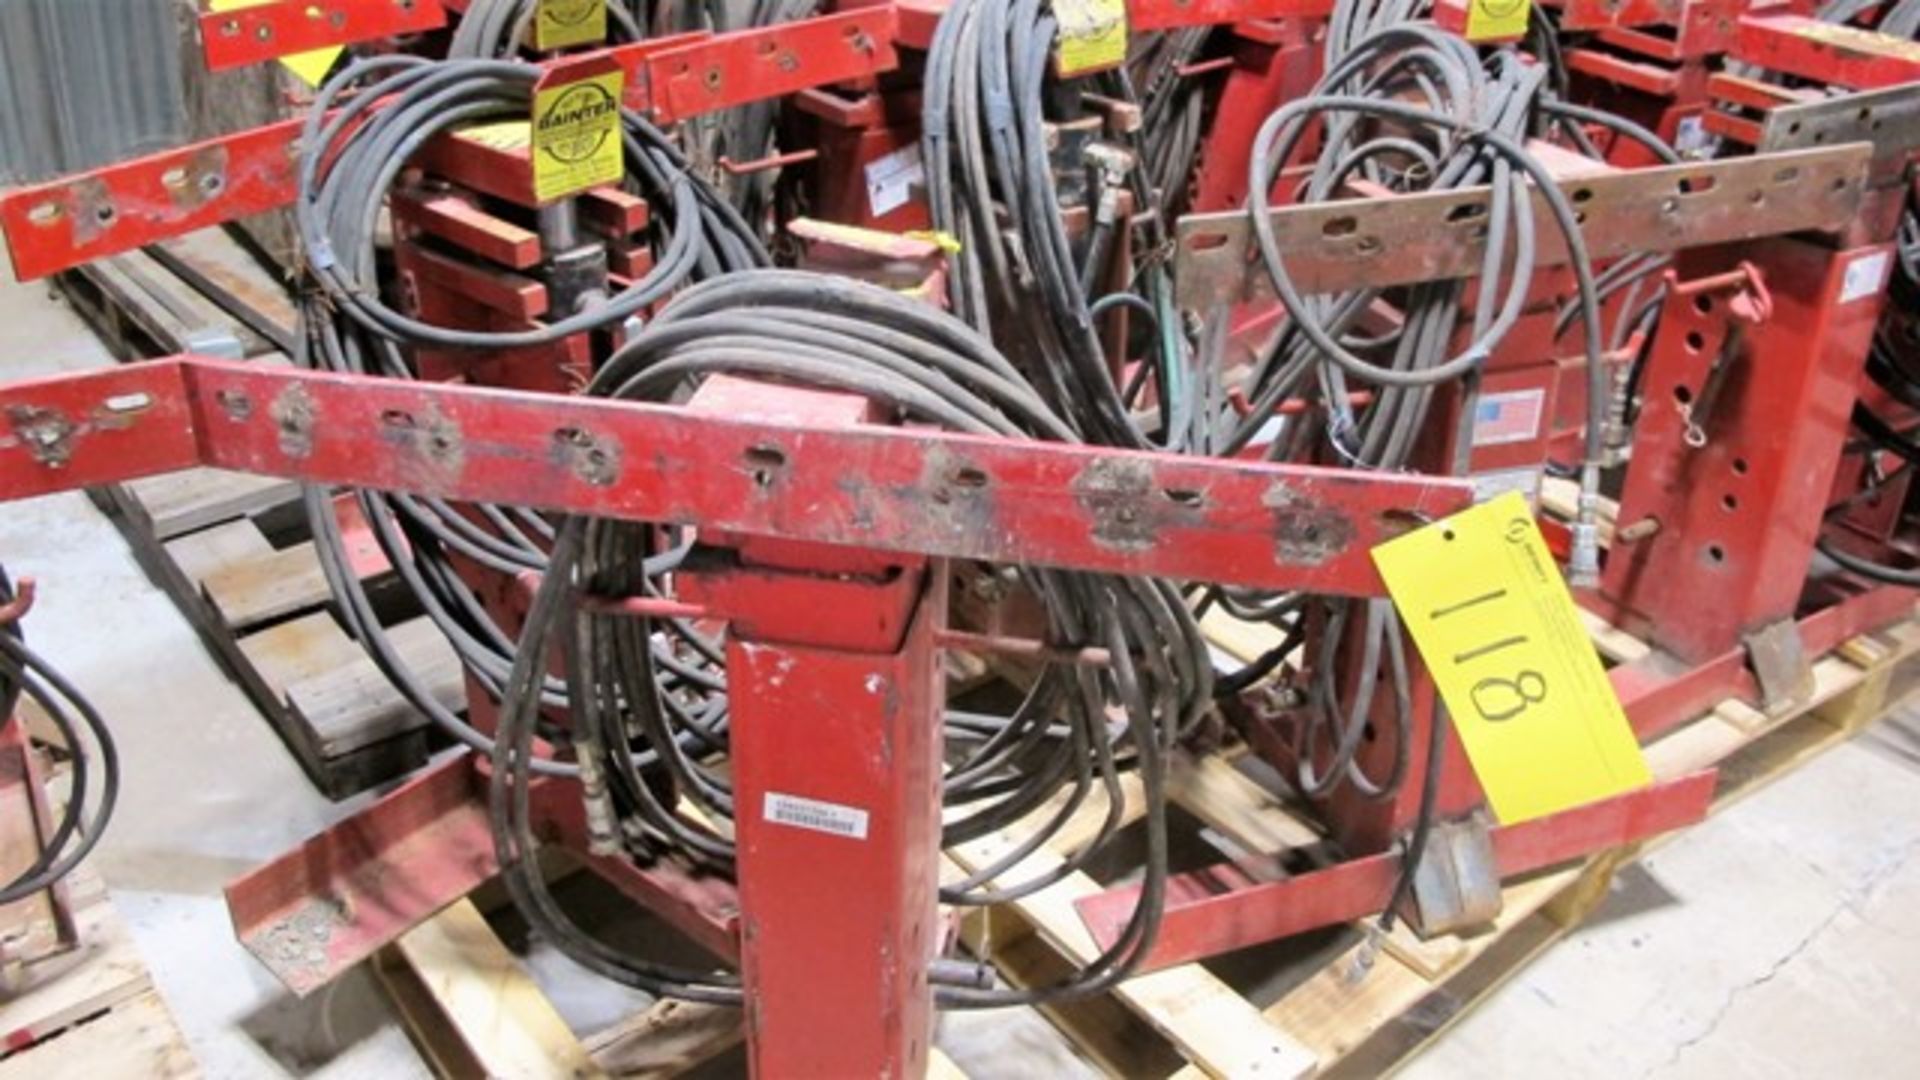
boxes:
[534,0,608,51]
[1464,0,1530,41]
[208,0,342,87]
[1055,0,1128,76]
[532,69,625,203]
[1371,492,1650,824]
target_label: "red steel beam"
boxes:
[1127,0,1335,32]
[199,0,448,72]
[0,118,306,282]
[1073,771,1717,973]
[226,753,741,993]
[646,8,898,121]
[0,357,1470,595]
[1735,14,1920,89]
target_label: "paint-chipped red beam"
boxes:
[1127,0,1334,31]
[0,117,307,282]
[0,357,1470,595]
[1073,770,1717,973]
[199,0,449,72]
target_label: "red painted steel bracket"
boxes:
[1126,0,1335,32]
[895,0,1332,49]
[642,8,898,121]
[1547,0,1685,32]
[0,357,1471,596]
[199,0,449,71]
[1073,770,1718,973]
[0,118,306,282]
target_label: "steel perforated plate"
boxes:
[1174,144,1870,307]
[1757,82,1920,178]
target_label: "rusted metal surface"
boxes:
[0,357,1471,596]
[226,752,742,994]
[199,0,448,72]
[1175,145,1870,305]
[1072,771,1717,974]
[1754,82,1920,178]
[225,757,498,996]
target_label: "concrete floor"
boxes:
[4,272,1920,1077]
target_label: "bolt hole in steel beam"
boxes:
[950,465,989,489]
[217,390,254,420]
[745,443,787,487]
[103,393,153,414]
[1174,145,1869,305]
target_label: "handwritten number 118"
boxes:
[1429,587,1547,722]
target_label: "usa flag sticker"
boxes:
[1472,388,1545,447]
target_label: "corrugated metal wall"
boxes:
[0,0,189,183]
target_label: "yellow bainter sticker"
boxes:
[532,69,625,204]
[1055,0,1128,76]
[1465,0,1530,41]
[534,0,608,50]
[1371,491,1650,825]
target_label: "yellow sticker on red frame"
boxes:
[1371,491,1650,824]
[1055,0,1128,76]
[1465,0,1530,41]
[532,68,624,204]
[534,0,608,51]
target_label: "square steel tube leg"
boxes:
[725,566,948,1078]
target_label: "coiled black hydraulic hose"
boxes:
[489,270,1209,1007]
[291,56,766,773]
[922,0,1196,452]
[0,569,119,905]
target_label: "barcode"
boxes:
[762,792,870,841]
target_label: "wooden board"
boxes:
[375,900,606,1080]
[0,871,196,1077]
[1105,607,1920,1079]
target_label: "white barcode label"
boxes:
[1470,466,1541,504]
[866,145,925,218]
[763,792,870,840]
[1841,250,1891,304]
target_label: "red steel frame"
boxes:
[0,7,900,282]
[0,354,1477,1072]
[0,354,1735,1063]
[198,0,449,71]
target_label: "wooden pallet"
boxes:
[951,606,1920,1079]
[333,605,1920,1079]
[56,229,463,799]
[371,896,971,1079]
[90,467,466,798]
[0,870,197,1079]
